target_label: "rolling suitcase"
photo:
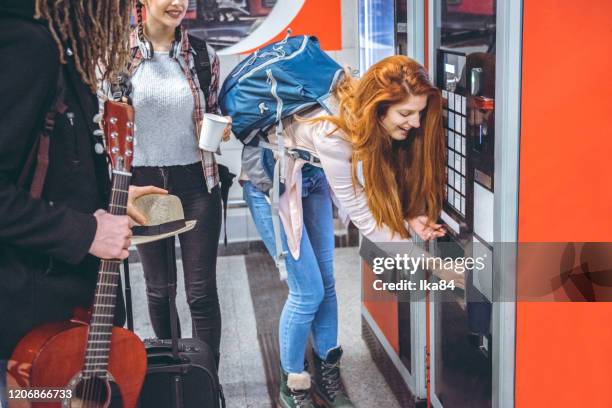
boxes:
[123,239,225,408]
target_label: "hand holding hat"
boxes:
[127,185,169,225]
[131,193,197,245]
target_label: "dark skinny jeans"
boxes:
[131,163,222,363]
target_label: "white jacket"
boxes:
[270,107,409,258]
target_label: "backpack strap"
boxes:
[189,35,234,245]
[217,164,236,247]
[188,34,212,104]
[258,140,322,167]
[17,70,66,199]
[271,158,288,280]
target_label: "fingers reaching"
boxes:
[130,185,168,198]
[127,185,168,225]
[127,207,147,226]
[408,215,446,241]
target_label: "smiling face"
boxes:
[381,94,428,141]
[143,0,188,29]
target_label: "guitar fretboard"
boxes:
[83,171,131,378]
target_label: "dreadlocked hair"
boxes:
[34,0,135,92]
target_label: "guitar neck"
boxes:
[83,170,131,378]
[107,171,131,216]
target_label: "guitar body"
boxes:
[9,322,146,408]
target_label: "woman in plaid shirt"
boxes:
[128,0,232,369]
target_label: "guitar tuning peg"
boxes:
[93,113,103,124]
[93,129,104,137]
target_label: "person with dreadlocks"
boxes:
[126,0,232,370]
[0,0,165,404]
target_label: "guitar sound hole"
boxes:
[69,376,110,408]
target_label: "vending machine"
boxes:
[429,0,497,405]
[361,0,612,406]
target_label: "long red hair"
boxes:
[320,56,446,238]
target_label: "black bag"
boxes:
[123,240,225,408]
[140,338,225,408]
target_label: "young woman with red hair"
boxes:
[243,55,446,407]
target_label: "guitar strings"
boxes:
[83,169,130,406]
[83,115,134,406]
[94,172,127,406]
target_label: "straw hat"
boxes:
[131,194,196,245]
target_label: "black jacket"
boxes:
[0,1,124,358]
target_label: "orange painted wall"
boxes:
[246,0,342,53]
[362,262,399,353]
[516,1,612,406]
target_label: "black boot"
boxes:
[312,346,355,407]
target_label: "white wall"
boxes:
[216,0,358,200]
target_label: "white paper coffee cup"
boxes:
[199,113,230,152]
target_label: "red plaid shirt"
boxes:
[130,27,220,191]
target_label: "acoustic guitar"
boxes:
[7,97,146,408]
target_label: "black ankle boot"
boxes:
[312,346,355,407]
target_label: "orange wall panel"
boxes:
[518,1,612,242]
[517,1,612,406]
[362,262,399,353]
[248,0,342,53]
[516,303,612,406]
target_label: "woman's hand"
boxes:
[222,116,233,142]
[127,185,168,225]
[408,215,446,241]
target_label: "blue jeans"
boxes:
[0,359,7,408]
[243,168,337,374]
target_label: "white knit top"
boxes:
[131,51,203,167]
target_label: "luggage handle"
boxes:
[219,383,226,408]
[126,242,181,360]
[123,258,134,332]
[147,364,188,375]
[173,374,183,408]
[145,344,189,355]
[166,238,181,361]
[145,339,203,354]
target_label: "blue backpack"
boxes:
[219,33,343,278]
[219,33,342,145]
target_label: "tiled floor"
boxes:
[126,247,400,407]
